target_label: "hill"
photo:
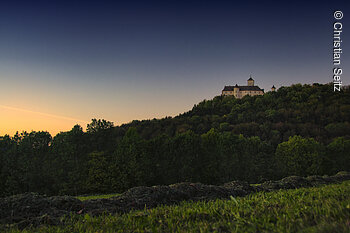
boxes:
[0,83,350,197]
[124,83,350,143]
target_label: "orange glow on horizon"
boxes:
[0,105,89,136]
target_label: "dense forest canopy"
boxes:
[0,83,349,196]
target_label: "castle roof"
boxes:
[223,85,263,92]
[248,77,254,81]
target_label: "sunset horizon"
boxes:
[0,80,344,137]
[1,1,348,136]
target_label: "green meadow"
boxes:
[8,180,350,233]
[76,193,120,201]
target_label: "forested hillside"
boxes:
[0,83,349,196]
[126,83,350,144]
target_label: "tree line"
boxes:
[0,83,349,196]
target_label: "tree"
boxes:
[8,131,53,194]
[0,135,16,196]
[87,151,110,193]
[87,119,114,133]
[50,125,88,195]
[275,135,325,177]
[110,127,145,192]
[325,122,350,138]
[167,130,201,183]
[200,128,222,183]
[326,137,350,174]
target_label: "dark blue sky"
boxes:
[0,0,349,134]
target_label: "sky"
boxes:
[0,1,349,136]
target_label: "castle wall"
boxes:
[222,90,264,98]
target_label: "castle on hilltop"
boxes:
[222,77,275,99]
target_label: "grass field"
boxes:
[8,181,350,233]
[76,193,120,201]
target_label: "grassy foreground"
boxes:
[8,181,350,233]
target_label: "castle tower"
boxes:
[271,85,276,92]
[247,76,254,86]
[234,84,240,98]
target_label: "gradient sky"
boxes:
[0,1,349,136]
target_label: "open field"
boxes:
[76,193,120,201]
[5,180,350,233]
